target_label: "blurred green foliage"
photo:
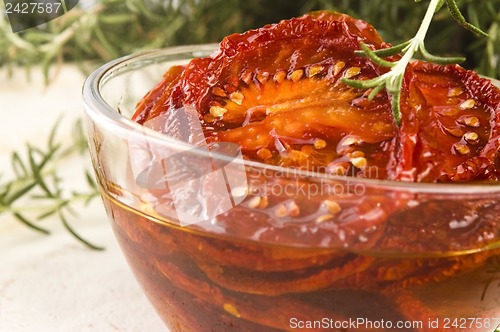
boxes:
[0,0,498,79]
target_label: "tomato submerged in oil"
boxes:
[104,191,500,332]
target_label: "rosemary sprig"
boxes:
[0,118,104,250]
[342,0,488,126]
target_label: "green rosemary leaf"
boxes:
[0,178,10,200]
[85,171,98,190]
[125,0,163,21]
[342,76,385,89]
[60,0,68,13]
[37,208,59,221]
[435,0,447,12]
[359,42,397,68]
[37,144,61,170]
[446,0,488,37]
[485,2,499,18]
[73,119,91,155]
[47,116,63,149]
[419,42,465,64]
[4,182,37,205]
[13,212,51,235]
[355,40,411,58]
[466,3,481,30]
[387,74,404,126]
[97,14,136,25]
[84,195,97,206]
[368,85,385,101]
[59,211,105,251]
[28,147,54,198]
[93,22,119,60]
[65,202,79,217]
[28,144,63,195]
[391,94,402,127]
[31,193,55,200]
[11,152,28,178]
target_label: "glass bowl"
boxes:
[83,45,500,332]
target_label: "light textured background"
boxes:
[0,66,166,332]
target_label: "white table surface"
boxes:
[0,66,167,332]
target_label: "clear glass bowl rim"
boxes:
[82,44,500,195]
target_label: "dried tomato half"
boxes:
[132,11,500,184]
[392,61,500,182]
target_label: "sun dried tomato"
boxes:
[392,61,500,182]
